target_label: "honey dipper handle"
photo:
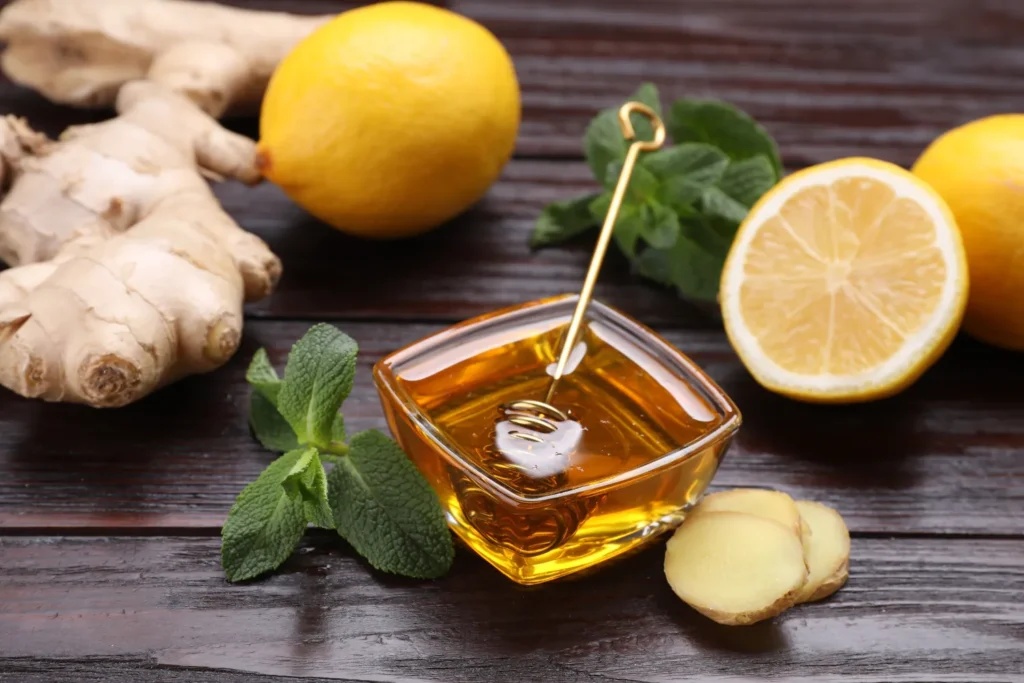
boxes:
[547,102,666,394]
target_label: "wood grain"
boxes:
[1,320,1022,535]
[3,0,1024,167]
[1,535,1022,681]
[219,163,720,326]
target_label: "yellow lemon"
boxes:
[258,1,520,238]
[912,115,1024,350]
[720,158,968,403]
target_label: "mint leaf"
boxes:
[635,247,674,286]
[614,210,645,257]
[327,430,453,579]
[531,193,600,248]
[282,449,334,530]
[590,194,645,258]
[700,186,750,225]
[583,82,662,182]
[681,213,736,257]
[645,143,730,209]
[585,111,628,183]
[639,202,680,249]
[643,143,729,184]
[250,392,300,452]
[605,160,658,199]
[668,99,782,178]
[716,155,777,208]
[221,448,312,582]
[668,232,726,302]
[246,348,281,403]
[276,324,358,449]
[331,413,347,445]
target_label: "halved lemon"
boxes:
[720,157,968,402]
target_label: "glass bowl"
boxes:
[373,294,740,584]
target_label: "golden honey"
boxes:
[374,295,740,584]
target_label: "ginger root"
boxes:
[664,489,851,625]
[0,0,330,117]
[795,500,851,603]
[0,81,281,406]
[686,488,803,537]
[0,0,339,407]
[664,511,808,626]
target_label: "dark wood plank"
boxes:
[3,0,1024,168]
[222,162,720,326]
[1,320,1022,535]
[0,661,320,683]
[1,535,1022,681]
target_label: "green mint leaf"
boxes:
[327,430,453,579]
[668,232,726,302]
[668,98,782,178]
[531,193,600,248]
[635,247,674,286]
[605,160,658,198]
[639,202,679,250]
[643,143,729,183]
[700,186,750,225]
[590,194,645,258]
[585,111,629,183]
[646,143,730,209]
[221,448,312,582]
[614,209,645,258]
[583,82,662,182]
[250,392,300,452]
[681,213,736,257]
[276,324,358,449]
[716,155,777,208]
[331,413,347,445]
[246,348,282,404]
[282,449,334,529]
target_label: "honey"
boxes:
[374,295,740,584]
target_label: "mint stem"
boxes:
[321,443,350,461]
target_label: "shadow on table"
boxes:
[713,333,1024,495]
[359,541,791,659]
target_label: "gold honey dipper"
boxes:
[504,101,667,442]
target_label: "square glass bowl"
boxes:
[373,294,741,584]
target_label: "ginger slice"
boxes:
[664,511,807,626]
[690,488,802,537]
[795,500,850,603]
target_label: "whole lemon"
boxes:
[913,115,1024,350]
[258,1,520,239]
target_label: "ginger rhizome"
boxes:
[0,82,281,407]
[0,0,336,407]
[0,0,329,117]
[664,489,851,626]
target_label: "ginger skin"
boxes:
[0,0,341,407]
[0,81,282,407]
[0,0,330,117]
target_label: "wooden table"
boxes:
[2,1,1023,681]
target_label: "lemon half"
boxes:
[720,158,968,402]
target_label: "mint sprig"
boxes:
[531,83,781,302]
[328,430,455,579]
[222,324,454,582]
